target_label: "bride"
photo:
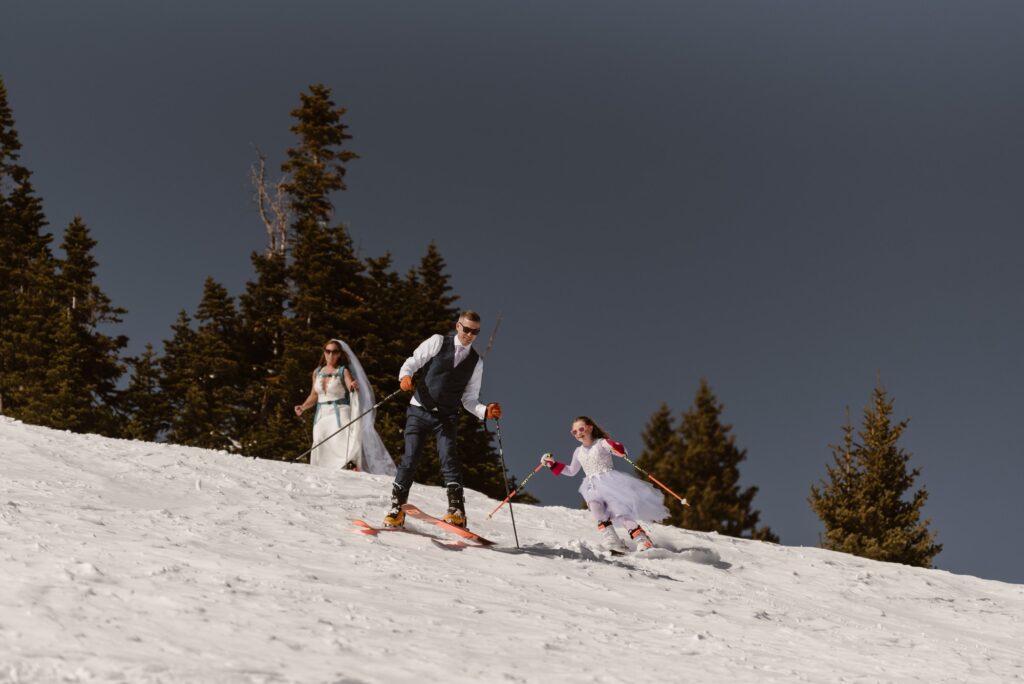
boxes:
[293,339,395,475]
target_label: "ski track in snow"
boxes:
[1,417,1022,683]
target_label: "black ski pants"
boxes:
[394,404,461,492]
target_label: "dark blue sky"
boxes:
[4,2,1023,583]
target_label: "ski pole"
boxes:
[487,463,544,519]
[613,448,689,507]
[482,312,502,360]
[288,388,403,464]
[492,419,521,548]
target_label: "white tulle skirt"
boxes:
[578,471,669,523]
[310,402,362,470]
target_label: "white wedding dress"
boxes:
[308,339,396,476]
[309,367,362,470]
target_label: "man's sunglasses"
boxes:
[459,323,481,336]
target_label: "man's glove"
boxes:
[486,402,502,420]
[540,453,555,468]
[400,376,415,392]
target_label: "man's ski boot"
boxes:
[443,483,467,528]
[598,520,627,553]
[383,483,408,527]
[629,525,654,551]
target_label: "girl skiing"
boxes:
[541,416,668,552]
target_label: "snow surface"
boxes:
[2,417,1022,683]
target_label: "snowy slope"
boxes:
[2,417,1022,683]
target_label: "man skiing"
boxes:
[384,310,502,528]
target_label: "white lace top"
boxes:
[560,439,615,478]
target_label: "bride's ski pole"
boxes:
[487,463,544,519]
[288,388,403,464]
[610,444,689,507]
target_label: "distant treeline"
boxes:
[0,79,939,566]
[637,380,941,566]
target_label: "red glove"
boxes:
[486,402,502,420]
[400,376,415,392]
[605,438,627,456]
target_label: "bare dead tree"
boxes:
[250,148,291,257]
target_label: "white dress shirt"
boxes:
[399,334,487,420]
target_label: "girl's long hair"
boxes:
[573,415,609,440]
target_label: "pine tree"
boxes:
[810,384,942,567]
[237,250,293,458]
[411,242,459,341]
[357,253,415,458]
[1,253,62,420]
[159,309,197,435]
[0,78,60,417]
[636,402,686,515]
[160,280,245,451]
[41,217,127,435]
[283,83,364,342]
[35,310,92,430]
[171,278,245,450]
[640,381,777,541]
[121,343,166,441]
[0,83,126,434]
[281,84,359,226]
[258,83,366,462]
[638,402,682,483]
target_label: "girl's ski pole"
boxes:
[487,463,544,519]
[611,446,689,506]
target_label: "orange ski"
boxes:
[402,504,495,546]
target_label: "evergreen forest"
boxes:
[0,80,524,504]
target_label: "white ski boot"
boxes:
[598,520,627,553]
[629,525,654,551]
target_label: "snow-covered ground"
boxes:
[2,417,1022,683]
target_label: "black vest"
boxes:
[414,333,479,416]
